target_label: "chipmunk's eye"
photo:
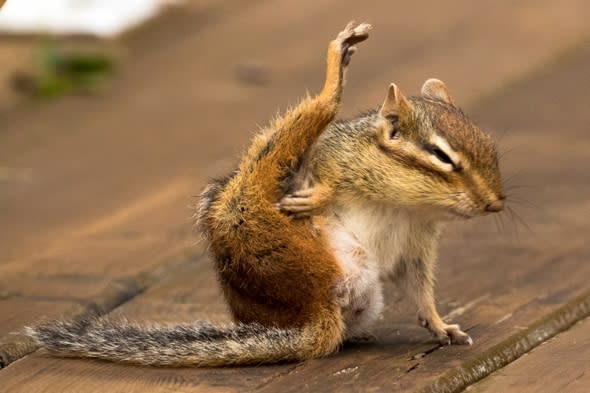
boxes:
[432,147,453,165]
[423,143,456,167]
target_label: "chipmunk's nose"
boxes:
[484,199,504,213]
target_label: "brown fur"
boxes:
[198,23,372,356]
[25,22,373,367]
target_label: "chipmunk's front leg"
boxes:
[395,256,472,346]
[279,182,331,218]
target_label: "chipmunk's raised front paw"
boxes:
[335,21,372,66]
[419,316,473,346]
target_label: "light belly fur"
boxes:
[324,204,429,337]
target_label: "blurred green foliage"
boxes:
[18,42,115,98]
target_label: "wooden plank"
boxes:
[0,0,589,390]
[1,32,590,393]
[2,0,588,265]
[0,0,588,345]
[0,299,74,339]
[0,176,197,354]
[0,249,202,368]
[0,258,298,392]
[469,317,590,393]
[0,1,252,342]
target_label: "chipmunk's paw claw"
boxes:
[436,324,472,346]
[419,316,472,346]
[335,21,372,65]
[337,22,372,43]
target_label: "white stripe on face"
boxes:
[428,135,461,171]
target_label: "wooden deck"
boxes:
[1,1,589,392]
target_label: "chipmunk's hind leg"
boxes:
[322,22,372,105]
[195,171,239,235]
[238,22,372,199]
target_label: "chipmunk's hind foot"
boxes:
[335,22,372,66]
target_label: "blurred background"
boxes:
[0,1,589,390]
[0,0,587,262]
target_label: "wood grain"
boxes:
[0,0,589,391]
[1,0,588,347]
[469,317,590,393]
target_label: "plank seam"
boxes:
[416,287,590,393]
[0,248,203,369]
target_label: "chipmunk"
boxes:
[26,21,504,367]
[280,78,504,343]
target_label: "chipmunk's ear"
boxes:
[379,83,414,122]
[421,78,455,106]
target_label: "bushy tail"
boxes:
[26,316,338,367]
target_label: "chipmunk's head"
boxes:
[373,79,504,219]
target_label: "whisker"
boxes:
[502,166,531,181]
[493,214,504,234]
[495,210,513,238]
[505,185,537,192]
[506,205,533,235]
[498,211,507,233]
[506,195,539,209]
[494,128,509,143]
[502,209,520,239]
[498,145,520,160]
[503,172,528,187]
